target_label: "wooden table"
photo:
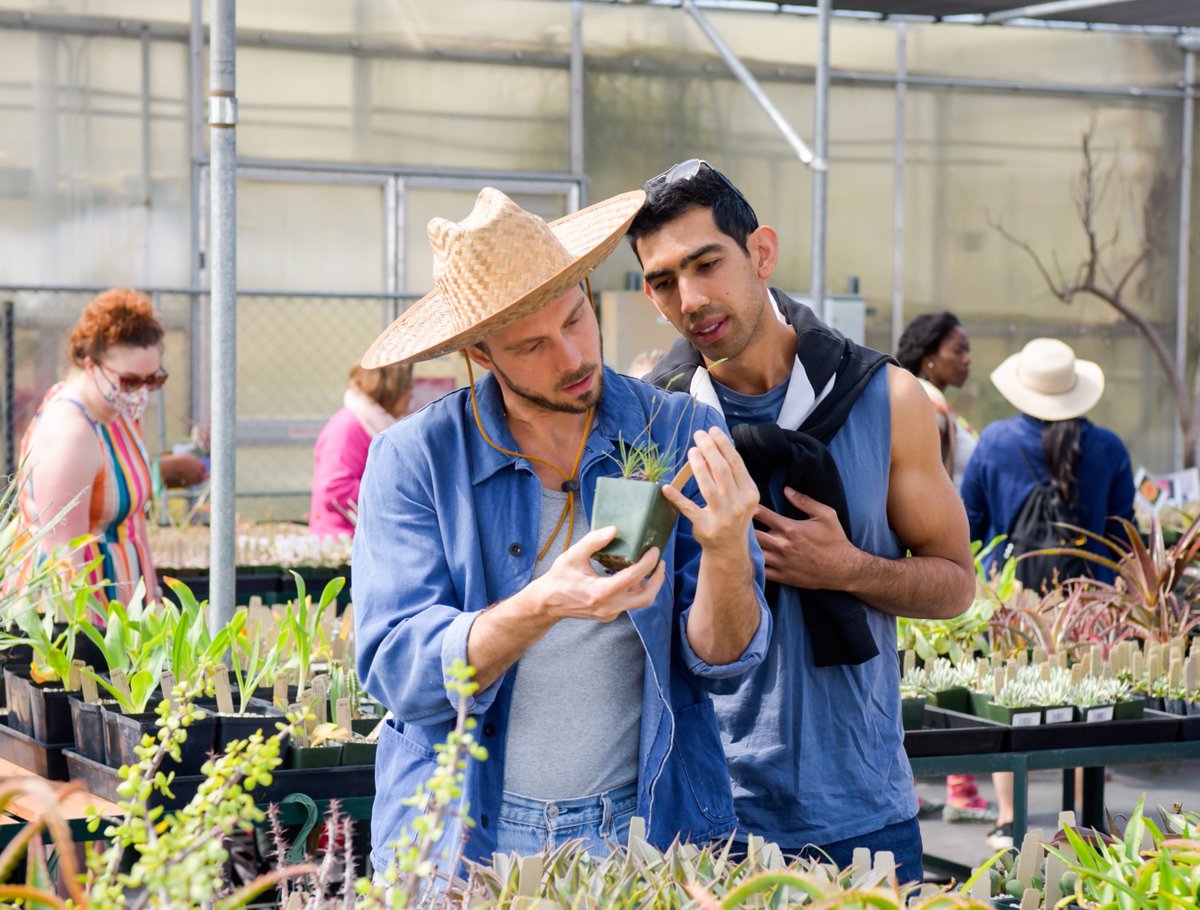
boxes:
[0,756,122,846]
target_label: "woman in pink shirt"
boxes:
[309,361,412,538]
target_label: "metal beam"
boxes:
[681,0,820,168]
[812,0,831,322]
[891,22,907,354]
[1176,48,1195,468]
[570,1,586,205]
[984,0,1131,24]
[208,0,237,631]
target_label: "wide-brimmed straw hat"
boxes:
[990,337,1104,421]
[362,187,646,367]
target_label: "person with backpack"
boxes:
[960,336,1134,848]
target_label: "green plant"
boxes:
[279,572,344,696]
[4,571,94,684]
[162,577,236,687]
[227,609,283,715]
[79,580,177,714]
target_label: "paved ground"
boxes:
[916,759,1200,879]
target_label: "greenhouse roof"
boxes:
[695,0,1200,29]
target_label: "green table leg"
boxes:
[1011,754,1028,845]
[1081,766,1106,833]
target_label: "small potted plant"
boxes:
[899,666,928,731]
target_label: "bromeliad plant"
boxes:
[1034,511,1200,645]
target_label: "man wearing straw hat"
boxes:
[353,187,770,874]
[627,160,976,880]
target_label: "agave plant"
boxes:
[1032,511,1200,645]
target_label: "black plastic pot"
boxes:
[70,697,115,764]
[213,698,288,757]
[351,716,384,738]
[928,686,970,714]
[4,667,34,737]
[28,681,76,744]
[103,707,217,773]
[590,476,679,574]
[1113,696,1146,721]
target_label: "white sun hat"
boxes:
[990,337,1105,422]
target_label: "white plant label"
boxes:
[1011,711,1041,727]
[1044,707,1074,724]
[1086,706,1114,723]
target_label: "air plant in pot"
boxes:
[590,388,701,575]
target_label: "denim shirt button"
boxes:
[508,542,523,556]
[483,723,497,737]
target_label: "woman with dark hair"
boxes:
[961,337,1134,851]
[11,288,172,603]
[962,337,1133,587]
[309,361,413,538]
[896,311,974,489]
[896,312,992,825]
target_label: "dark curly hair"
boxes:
[895,311,962,375]
[68,288,164,367]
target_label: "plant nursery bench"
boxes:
[0,756,122,848]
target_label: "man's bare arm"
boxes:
[754,366,973,619]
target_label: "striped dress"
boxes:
[14,384,157,604]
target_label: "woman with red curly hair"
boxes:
[14,288,170,603]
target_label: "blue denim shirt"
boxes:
[353,367,770,871]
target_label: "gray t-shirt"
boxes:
[502,488,644,799]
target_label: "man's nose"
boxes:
[678,275,708,315]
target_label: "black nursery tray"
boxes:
[903,706,1009,757]
[0,718,71,780]
[64,748,376,812]
[1005,709,1180,752]
[1176,712,1200,742]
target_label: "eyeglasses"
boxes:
[99,363,169,393]
[653,158,751,209]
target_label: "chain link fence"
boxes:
[0,285,417,523]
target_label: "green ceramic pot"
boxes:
[590,476,679,575]
[900,696,926,731]
[285,744,343,769]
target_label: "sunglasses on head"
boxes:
[653,158,751,208]
[99,363,169,393]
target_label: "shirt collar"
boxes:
[466,366,627,486]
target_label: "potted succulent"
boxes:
[278,571,344,696]
[591,437,689,574]
[211,609,287,755]
[899,665,928,731]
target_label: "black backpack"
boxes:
[1002,478,1088,592]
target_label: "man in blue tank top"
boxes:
[627,160,975,882]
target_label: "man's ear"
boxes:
[465,343,493,372]
[747,226,779,280]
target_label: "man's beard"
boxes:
[491,361,604,414]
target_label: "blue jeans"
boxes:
[495,781,638,855]
[785,816,923,883]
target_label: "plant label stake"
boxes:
[1019,889,1041,910]
[110,668,132,714]
[212,668,234,715]
[274,669,290,709]
[162,670,177,711]
[68,659,83,692]
[81,668,99,704]
[335,697,352,734]
[902,650,915,675]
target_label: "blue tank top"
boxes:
[713,367,917,846]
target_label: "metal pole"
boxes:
[811,0,831,322]
[569,0,585,205]
[188,0,205,445]
[1,301,13,480]
[681,0,819,168]
[891,23,908,354]
[1176,49,1195,469]
[208,0,237,631]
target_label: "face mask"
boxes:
[100,382,150,422]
